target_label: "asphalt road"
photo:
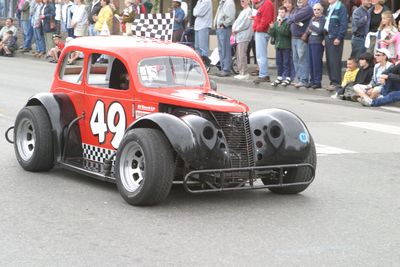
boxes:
[1,57,400,266]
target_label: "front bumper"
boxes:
[183,163,315,193]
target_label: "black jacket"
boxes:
[88,1,101,24]
[384,64,400,83]
[354,65,373,85]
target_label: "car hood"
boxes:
[139,88,249,113]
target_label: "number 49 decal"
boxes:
[90,100,126,149]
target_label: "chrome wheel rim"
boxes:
[16,118,36,161]
[119,142,145,193]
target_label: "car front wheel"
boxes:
[115,128,175,206]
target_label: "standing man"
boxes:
[287,0,313,88]
[351,0,371,59]
[252,0,274,84]
[193,0,212,63]
[214,0,236,77]
[88,0,101,36]
[324,0,348,91]
[20,0,31,51]
[171,0,185,42]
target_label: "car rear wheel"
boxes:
[115,128,175,206]
[14,106,54,171]
[266,138,316,194]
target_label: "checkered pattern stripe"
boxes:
[131,13,174,41]
[82,143,116,163]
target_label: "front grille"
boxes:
[212,112,254,168]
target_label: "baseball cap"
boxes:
[376,48,392,59]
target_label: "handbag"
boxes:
[301,32,309,43]
[50,18,56,30]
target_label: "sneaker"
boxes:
[216,71,231,77]
[281,78,291,87]
[253,76,270,84]
[234,74,249,80]
[326,84,337,92]
[330,92,339,99]
[357,96,372,106]
[271,78,283,87]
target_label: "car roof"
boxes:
[65,36,197,59]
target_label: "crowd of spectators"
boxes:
[2,0,400,107]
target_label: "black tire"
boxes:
[267,138,316,194]
[115,128,175,206]
[14,106,54,171]
[231,57,239,75]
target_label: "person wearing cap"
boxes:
[47,33,64,63]
[252,0,275,84]
[352,48,393,101]
[350,0,371,60]
[171,0,185,42]
[193,0,212,60]
[358,61,400,106]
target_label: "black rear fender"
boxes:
[25,93,82,162]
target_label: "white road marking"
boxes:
[316,144,357,156]
[338,121,400,136]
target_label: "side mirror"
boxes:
[210,79,217,91]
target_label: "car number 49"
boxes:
[90,100,126,149]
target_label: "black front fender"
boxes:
[126,113,230,169]
[249,108,312,165]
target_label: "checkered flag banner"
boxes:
[131,13,174,41]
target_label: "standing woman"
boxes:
[232,0,253,80]
[94,0,113,35]
[306,3,325,89]
[40,0,55,53]
[71,0,88,37]
[366,0,388,53]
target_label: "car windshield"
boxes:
[138,56,206,88]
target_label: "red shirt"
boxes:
[57,41,65,50]
[253,0,274,33]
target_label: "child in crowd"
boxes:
[269,6,292,87]
[0,30,17,57]
[386,20,400,63]
[331,57,359,99]
[375,11,398,61]
[47,34,65,63]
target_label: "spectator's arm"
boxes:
[337,6,348,40]
[291,6,313,24]
[276,21,291,38]
[220,2,236,26]
[308,16,325,35]
[352,9,366,30]
[193,1,210,18]
[174,9,184,24]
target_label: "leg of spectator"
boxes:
[224,27,232,73]
[292,39,300,82]
[255,32,268,78]
[241,41,249,75]
[289,49,295,81]
[276,48,283,79]
[198,28,210,57]
[216,28,225,71]
[194,30,200,55]
[297,39,309,85]
[315,43,324,86]
[237,42,246,75]
[308,44,315,86]
[282,48,291,80]
[372,91,400,106]
[353,84,369,99]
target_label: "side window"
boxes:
[87,53,130,90]
[59,50,85,84]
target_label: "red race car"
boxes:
[8,36,316,206]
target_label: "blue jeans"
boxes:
[216,27,232,73]
[292,38,309,84]
[21,19,33,49]
[33,27,45,53]
[351,36,366,60]
[67,28,75,38]
[276,48,291,79]
[195,28,210,57]
[309,43,324,86]
[255,32,270,78]
[372,79,400,106]
[88,24,97,36]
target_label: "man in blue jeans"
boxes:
[252,0,274,84]
[214,0,235,77]
[351,0,371,60]
[193,0,212,62]
[359,63,400,107]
